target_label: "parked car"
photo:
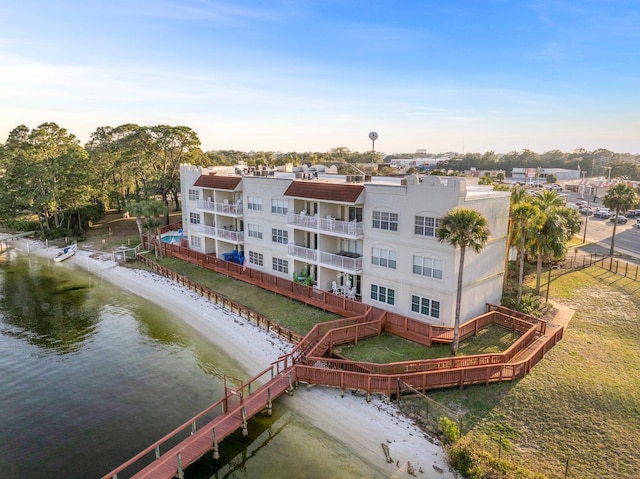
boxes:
[546,184,562,192]
[625,209,640,218]
[609,215,628,224]
[579,207,593,216]
[593,209,611,219]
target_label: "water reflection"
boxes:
[0,254,98,354]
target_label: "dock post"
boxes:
[288,372,294,395]
[241,407,248,436]
[155,445,160,459]
[267,387,273,416]
[177,452,184,479]
[212,428,220,460]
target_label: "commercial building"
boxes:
[180,164,510,326]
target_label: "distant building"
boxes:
[180,165,510,326]
[511,167,580,182]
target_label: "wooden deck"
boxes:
[101,236,564,478]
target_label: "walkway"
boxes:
[102,360,295,479]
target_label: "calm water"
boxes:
[0,249,383,479]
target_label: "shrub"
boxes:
[439,416,461,443]
[449,444,484,479]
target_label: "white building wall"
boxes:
[361,175,509,326]
[180,166,510,327]
[242,176,293,281]
[180,164,206,253]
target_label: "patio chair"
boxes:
[332,281,340,295]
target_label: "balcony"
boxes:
[286,213,363,237]
[196,199,243,216]
[199,224,244,244]
[287,244,363,274]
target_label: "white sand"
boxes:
[14,240,456,479]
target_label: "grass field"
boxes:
[429,266,640,479]
[334,325,521,363]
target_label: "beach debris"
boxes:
[381,443,394,463]
[407,461,416,476]
[432,464,444,473]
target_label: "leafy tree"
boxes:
[0,123,92,233]
[85,124,141,211]
[603,183,637,256]
[437,208,490,355]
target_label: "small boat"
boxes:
[54,243,77,262]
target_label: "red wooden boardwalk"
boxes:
[102,358,295,479]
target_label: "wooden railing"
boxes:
[139,228,562,399]
[100,355,294,479]
[137,255,304,345]
[295,324,564,398]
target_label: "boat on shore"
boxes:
[54,243,77,262]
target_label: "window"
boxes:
[248,251,263,266]
[411,295,441,319]
[271,199,288,215]
[415,215,441,237]
[189,235,201,248]
[272,257,288,274]
[370,284,395,305]
[348,206,363,222]
[189,212,200,225]
[247,196,262,211]
[371,247,397,269]
[413,256,443,279]
[247,224,263,239]
[372,211,398,231]
[271,228,288,244]
[188,189,199,201]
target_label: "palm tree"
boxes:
[437,208,491,355]
[127,200,168,258]
[502,185,528,291]
[529,191,581,294]
[603,183,637,256]
[511,203,543,304]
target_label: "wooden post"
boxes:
[177,452,184,479]
[267,387,273,416]
[155,445,160,459]
[241,407,248,436]
[212,428,220,460]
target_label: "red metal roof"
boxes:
[193,174,242,190]
[284,181,364,203]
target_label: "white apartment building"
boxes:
[180,164,510,327]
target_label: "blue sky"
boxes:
[1,1,639,154]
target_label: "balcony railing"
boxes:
[197,199,243,216]
[199,224,244,243]
[286,213,363,236]
[287,244,363,273]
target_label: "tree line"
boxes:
[1,121,638,238]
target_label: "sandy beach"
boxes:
[14,239,456,479]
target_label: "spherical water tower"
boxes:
[368,131,378,152]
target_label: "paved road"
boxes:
[536,187,640,261]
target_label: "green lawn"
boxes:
[334,325,520,363]
[140,256,340,334]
